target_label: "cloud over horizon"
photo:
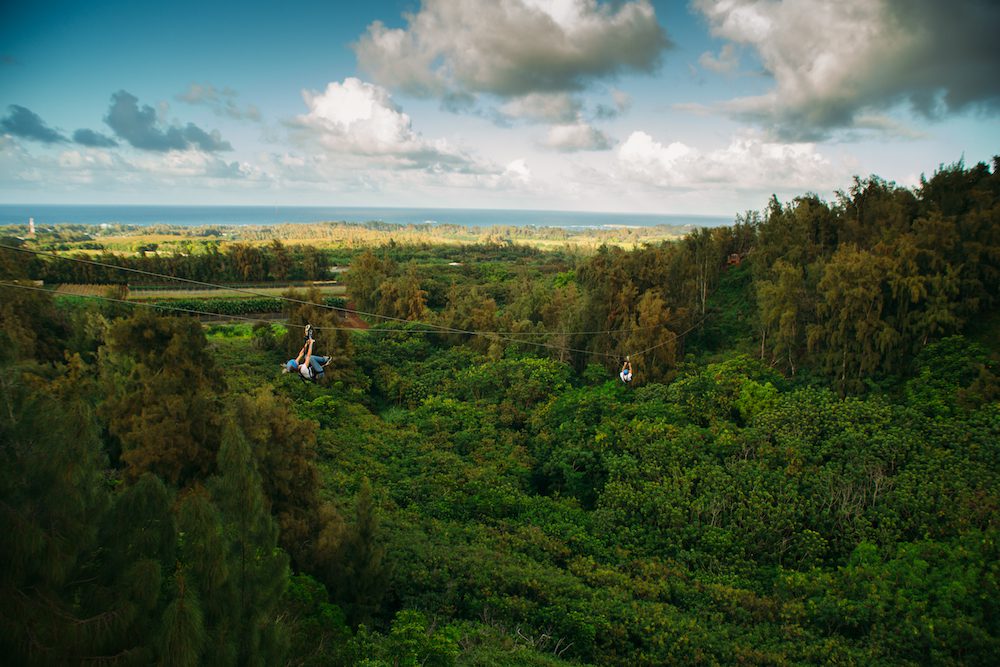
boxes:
[694,0,1000,140]
[617,130,844,192]
[354,0,669,117]
[104,91,233,152]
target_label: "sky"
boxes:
[1,0,998,217]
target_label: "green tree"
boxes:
[226,243,268,282]
[346,249,397,313]
[230,388,322,567]
[0,361,109,663]
[755,259,814,374]
[807,244,901,391]
[377,264,428,321]
[0,281,69,362]
[326,477,387,627]
[268,239,293,281]
[98,310,224,485]
[210,419,290,665]
[621,289,681,383]
[158,569,207,667]
[540,282,586,363]
[85,473,177,663]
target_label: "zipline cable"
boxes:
[1,279,707,361]
[0,243,663,338]
[0,280,490,334]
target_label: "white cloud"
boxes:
[57,149,114,170]
[291,77,482,172]
[503,158,532,184]
[295,78,418,153]
[354,0,669,104]
[617,130,842,191]
[693,0,1000,139]
[130,151,261,180]
[544,122,612,152]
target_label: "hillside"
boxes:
[1,157,998,665]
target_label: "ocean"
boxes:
[0,204,732,230]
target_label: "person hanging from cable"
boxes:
[282,324,331,383]
[620,356,633,383]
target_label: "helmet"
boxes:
[283,359,299,373]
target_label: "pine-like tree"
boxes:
[329,477,387,627]
[98,310,224,485]
[229,388,321,567]
[81,473,177,662]
[0,361,108,663]
[210,419,290,665]
[158,569,206,667]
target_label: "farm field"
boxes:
[53,283,346,300]
[128,283,347,300]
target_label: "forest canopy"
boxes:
[1,157,998,665]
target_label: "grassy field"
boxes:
[29,219,689,254]
[128,284,346,300]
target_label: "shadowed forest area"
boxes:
[1,158,999,665]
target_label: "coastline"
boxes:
[0,203,732,230]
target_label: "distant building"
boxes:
[28,217,35,236]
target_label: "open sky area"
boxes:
[2,0,998,216]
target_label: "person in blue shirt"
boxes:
[283,336,330,382]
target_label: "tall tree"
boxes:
[0,361,108,663]
[83,473,177,663]
[229,388,321,567]
[345,249,396,313]
[377,263,428,321]
[98,310,224,485]
[210,419,289,665]
[268,239,293,281]
[807,244,900,392]
[621,289,682,383]
[756,259,814,374]
[324,478,387,627]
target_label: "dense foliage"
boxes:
[1,158,998,665]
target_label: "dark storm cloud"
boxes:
[695,0,1000,140]
[1,105,67,143]
[104,90,232,152]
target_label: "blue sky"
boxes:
[2,0,998,216]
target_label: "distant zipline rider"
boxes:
[283,324,330,382]
[620,356,633,383]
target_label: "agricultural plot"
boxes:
[55,283,128,297]
[128,283,346,300]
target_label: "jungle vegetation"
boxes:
[1,158,998,665]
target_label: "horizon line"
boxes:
[0,202,736,219]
